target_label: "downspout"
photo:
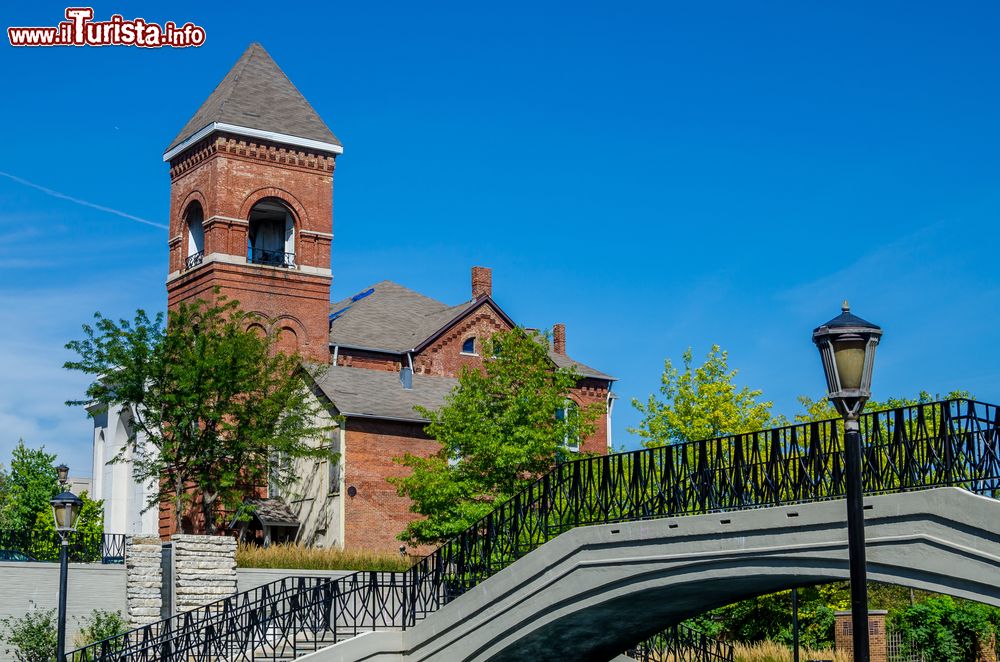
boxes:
[606,385,615,452]
[338,423,347,549]
[332,344,339,367]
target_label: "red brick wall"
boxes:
[343,418,440,554]
[835,611,888,662]
[336,349,401,372]
[165,134,335,363]
[571,378,610,455]
[412,305,510,376]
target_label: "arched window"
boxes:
[185,202,205,269]
[248,199,295,267]
[461,337,476,355]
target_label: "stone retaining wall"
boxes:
[172,534,237,612]
[125,536,163,626]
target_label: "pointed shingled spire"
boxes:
[164,43,341,158]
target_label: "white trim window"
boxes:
[556,400,581,453]
[329,431,342,495]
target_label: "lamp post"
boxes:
[812,302,882,662]
[51,464,83,662]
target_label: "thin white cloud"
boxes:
[0,170,168,230]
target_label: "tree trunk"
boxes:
[202,492,216,535]
[174,473,184,534]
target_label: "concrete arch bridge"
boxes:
[68,398,1000,662]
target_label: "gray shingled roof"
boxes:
[328,280,615,381]
[229,498,299,529]
[166,43,340,153]
[312,366,457,422]
[548,350,615,382]
[329,281,472,352]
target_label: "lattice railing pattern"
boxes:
[68,399,1000,661]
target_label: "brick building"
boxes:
[94,43,615,553]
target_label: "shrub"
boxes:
[236,542,413,572]
[73,610,128,648]
[889,596,995,662]
[0,609,56,662]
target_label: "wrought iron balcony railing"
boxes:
[185,250,204,270]
[0,530,125,564]
[248,247,295,268]
[68,398,1000,662]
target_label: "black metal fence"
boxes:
[626,624,736,662]
[0,530,126,564]
[68,398,1000,661]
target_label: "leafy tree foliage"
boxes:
[1,441,59,532]
[631,345,776,447]
[28,490,104,561]
[890,596,996,662]
[65,295,334,535]
[0,609,56,662]
[794,389,973,423]
[391,328,601,545]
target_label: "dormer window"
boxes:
[248,199,295,268]
[184,202,204,270]
[461,337,476,355]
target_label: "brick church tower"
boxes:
[163,43,340,362]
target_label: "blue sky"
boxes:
[1,1,998,476]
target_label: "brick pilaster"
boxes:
[835,610,888,662]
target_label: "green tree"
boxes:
[0,609,56,662]
[3,441,58,532]
[28,491,104,562]
[890,596,996,662]
[64,294,335,535]
[391,328,602,545]
[630,345,776,447]
[0,461,10,528]
[794,389,973,423]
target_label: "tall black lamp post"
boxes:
[51,464,83,662]
[812,302,882,662]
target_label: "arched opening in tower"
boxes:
[248,198,295,267]
[185,201,205,269]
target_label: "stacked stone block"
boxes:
[172,535,237,612]
[125,536,162,626]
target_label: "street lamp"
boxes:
[51,466,83,662]
[813,301,882,662]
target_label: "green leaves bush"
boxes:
[0,610,56,662]
[890,596,996,662]
[73,609,128,648]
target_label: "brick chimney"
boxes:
[472,266,492,299]
[553,323,566,355]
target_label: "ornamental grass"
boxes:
[731,641,848,662]
[236,542,413,572]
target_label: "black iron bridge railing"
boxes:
[68,398,1000,661]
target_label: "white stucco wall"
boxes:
[90,405,158,536]
[278,385,344,549]
[0,562,126,662]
